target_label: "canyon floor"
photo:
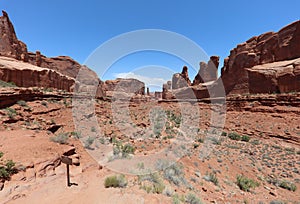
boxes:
[0,87,299,204]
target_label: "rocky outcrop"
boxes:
[27,52,82,79]
[0,57,74,91]
[172,66,191,89]
[103,78,145,95]
[154,91,162,99]
[0,11,28,61]
[0,11,105,98]
[220,20,300,95]
[193,56,219,85]
[162,82,174,100]
[247,58,300,94]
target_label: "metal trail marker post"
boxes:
[61,156,73,187]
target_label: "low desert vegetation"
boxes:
[112,140,135,159]
[104,174,127,188]
[17,100,28,107]
[84,136,95,149]
[236,174,260,192]
[267,177,297,192]
[228,132,241,141]
[0,152,17,180]
[185,193,203,204]
[227,132,250,142]
[50,132,69,144]
[162,162,187,187]
[203,171,218,186]
[139,173,165,194]
[0,80,17,87]
[5,107,17,119]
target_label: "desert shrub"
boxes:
[164,162,187,186]
[139,173,165,194]
[0,80,17,87]
[228,132,241,141]
[84,136,95,149]
[241,135,250,142]
[236,175,259,192]
[50,132,69,144]
[267,177,297,192]
[112,141,135,159]
[17,100,27,107]
[104,174,127,188]
[71,131,81,139]
[278,180,297,192]
[0,153,17,180]
[163,186,174,197]
[186,193,203,204]
[203,172,218,185]
[91,126,96,132]
[270,201,284,204]
[210,137,221,145]
[221,131,227,136]
[5,108,17,119]
[172,193,184,204]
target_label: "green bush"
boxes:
[186,193,203,204]
[0,153,17,180]
[172,194,184,204]
[241,135,250,142]
[228,132,241,141]
[84,136,95,149]
[163,163,186,186]
[221,131,227,136]
[5,108,17,119]
[278,180,297,192]
[0,80,17,87]
[50,132,69,144]
[139,173,165,194]
[104,174,127,188]
[236,175,259,192]
[71,131,81,139]
[267,177,297,192]
[17,100,28,107]
[203,172,218,185]
[113,142,135,158]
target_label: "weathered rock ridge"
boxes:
[162,20,300,100]
[220,20,300,95]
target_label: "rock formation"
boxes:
[0,57,74,91]
[220,20,300,95]
[193,56,219,85]
[247,58,300,93]
[172,66,191,89]
[103,78,145,95]
[154,91,162,99]
[163,20,300,100]
[0,11,28,61]
[0,11,105,98]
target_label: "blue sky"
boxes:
[1,0,299,91]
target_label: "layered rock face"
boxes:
[103,78,145,95]
[220,20,300,95]
[0,11,28,61]
[247,58,300,94]
[0,11,105,98]
[27,52,82,79]
[193,56,219,85]
[0,57,74,91]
